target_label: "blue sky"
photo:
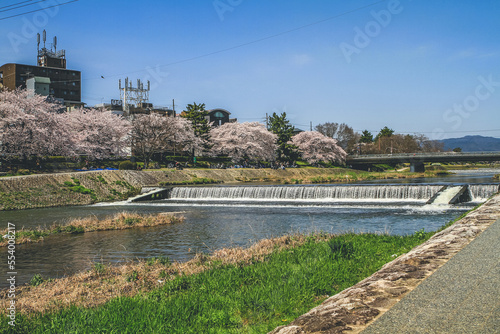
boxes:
[1,0,499,139]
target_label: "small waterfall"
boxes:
[169,185,443,202]
[469,184,500,201]
[429,186,465,205]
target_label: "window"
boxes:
[214,111,225,118]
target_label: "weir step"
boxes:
[426,185,471,205]
[128,187,172,202]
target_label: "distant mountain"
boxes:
[440,135,500,152]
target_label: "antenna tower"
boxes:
[119,77,151,115]
[36,30,66,68]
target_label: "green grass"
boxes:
[159,177,221,186]
[3,231,433,333]
[62,178,97,201]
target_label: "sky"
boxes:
[0,0,499,139]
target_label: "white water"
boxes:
[170,185,443,202]
[168,184,499,204]
[430,186,464,205]
[470,184,500,201]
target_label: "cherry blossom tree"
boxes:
[0,89,74,161]
[130,113,201,167]
[130,113,171,168]
[167,116,204,156]
[209,122,278,162]
[291,131,347,165]
[64,108,131,160]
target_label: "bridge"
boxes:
[346,152,500,172]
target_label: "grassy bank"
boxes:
[0,168,456,211]
[0,172,142,211]
[1,228,437,333]
[158,177,221,186]
[0,212,183,247]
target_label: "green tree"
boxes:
[268,112,298,162]
[180,102,211,154]
[374,126,394,141]
[359,130,373,143]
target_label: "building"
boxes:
[206,108,237,126]
[95,100,175,117]
[0,31,82,108]
[26,76,50,97]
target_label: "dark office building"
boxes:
[0,31,81,106]
[207,108,236,126]
[0,63,81,104]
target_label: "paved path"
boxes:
[361,218,500,334]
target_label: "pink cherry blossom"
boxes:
[210,122,278,162]
[291,131,346,164]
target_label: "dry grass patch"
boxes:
[0,212,184,247]
[0,234,328,316]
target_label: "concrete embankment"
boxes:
[0,168,367,210]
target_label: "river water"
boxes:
[1,169,499,288]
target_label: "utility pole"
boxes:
[172,99,175,117]
[310,121,312,131]
[266,113,268,129]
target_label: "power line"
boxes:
[0,1,34,10]
[0,0,47,14]
[0,0,78,21]
[83,0,386,81]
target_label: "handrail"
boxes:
[347,151,500,159]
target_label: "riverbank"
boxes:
[0,231,432,333]
[0,212,184,247]
[2,196,498,333]
[0,168,446,210]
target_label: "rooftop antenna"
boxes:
[53,36,57,52]
[37,33,40,52]
[43,29,46,48]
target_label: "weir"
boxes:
[427,186,469,205]
[167,184,499,203]
[169,185,443,201]
[129,187,172,202]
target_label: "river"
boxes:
[1,169,498,288]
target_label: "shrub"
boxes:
[123,218,140,226]
[97,175,108,184]
[64,225,85,234]
[29,274,45,287]
[147,256,171,266]
[119,161,137,170]
[92,262,106,275]
[126,271,139,282]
